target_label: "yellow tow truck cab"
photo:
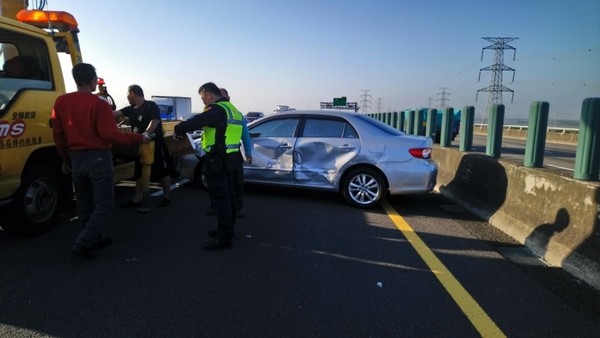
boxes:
[0,8,134,235]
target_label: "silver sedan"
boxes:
[179,110,437,208]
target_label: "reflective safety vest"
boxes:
[202,101,244,153]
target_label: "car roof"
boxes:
[273,109,361,117]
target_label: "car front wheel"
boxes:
[342,168,385,208]
[4,163,67,236]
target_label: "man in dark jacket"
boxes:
[173,82,244,250]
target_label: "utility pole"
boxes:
[437,87,450,109]
[376,98,382,113]
[428,97,434,109]
[477,37,518,123]
[359,89,372,114]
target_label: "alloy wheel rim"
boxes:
[348,174,380,205]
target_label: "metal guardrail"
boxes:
[372,99,599,180]
[474,124,579,135]
[474,124,579,145]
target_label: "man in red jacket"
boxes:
[52,63,150,259]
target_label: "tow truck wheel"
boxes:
[4,164,67,236]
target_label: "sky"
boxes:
[42,0,600,120]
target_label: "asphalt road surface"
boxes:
[1,180,599,337]
[469,134,576,171]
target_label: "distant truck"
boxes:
[151,96,191,134]
[427,109,461,143]
[273,105,295,114]
[244,112,264,123]
[151,96,191,121]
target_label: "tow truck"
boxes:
[0,1,136,235]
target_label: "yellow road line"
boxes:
[382,200,506,338]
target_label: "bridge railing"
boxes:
[372,97,599,181]
[473,124,579,145]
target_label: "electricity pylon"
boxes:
[437,87,450,109]
[360,90,372,114]
[476,37,518,122]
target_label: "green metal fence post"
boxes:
[440,108,454,147]
[413,109,424,135]
[426,108,437,139]
[486,104,505,158]
[524,101,549,167]
[400,111,406,132]
[574,98,600,181]
[459,106,474,152]
[406,110,415,135]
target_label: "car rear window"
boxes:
[356,115,404,136]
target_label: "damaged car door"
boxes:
[245,116,300,182]
[293,116,360,187]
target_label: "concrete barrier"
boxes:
[433,146,600,289]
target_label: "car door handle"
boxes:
[339,144,355,151]
[279,143,293,150]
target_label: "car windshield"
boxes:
[355,115,404,136]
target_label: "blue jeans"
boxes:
[70,149,114,247]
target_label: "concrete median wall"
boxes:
[433,146,600,289]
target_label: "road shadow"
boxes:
[438,153,508,219]
[525,208,569,258]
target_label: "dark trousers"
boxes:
[70,149,114,247]
[206,154,236,239]
[209,152,244,212]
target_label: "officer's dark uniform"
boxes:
[174,98,243,249]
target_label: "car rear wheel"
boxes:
[342,168,385,208]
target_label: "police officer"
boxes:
[173,82,243,250]
[218,87,252,217]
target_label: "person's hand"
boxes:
[246,154,252,163]
[61,162,71,175]
[172,133,184,141]
[142,132,153,143]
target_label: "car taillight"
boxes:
[409,147,431,159]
